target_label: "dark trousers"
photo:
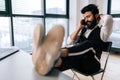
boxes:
[56,40,100,74]
[68,40,94,53]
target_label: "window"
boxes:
[0,17,11,48]
[45,18,68,46]
[12,0,43,15]
[0,0,5,11]
[110,0,120,14]
[108,0,120,50]
[0,0,9,14]
[0,0,69,52]
[0,0,10,48]
[13,17,43,51]
[45,0,69,47]
[46,0,66,14]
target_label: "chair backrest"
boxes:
[101,41,112,71]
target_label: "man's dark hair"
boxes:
[81,4,99,15]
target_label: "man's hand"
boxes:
[70,19,85,41]
[60,48,69,57]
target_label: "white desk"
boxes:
[0,50,72,80]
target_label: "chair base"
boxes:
[71,68,105,80]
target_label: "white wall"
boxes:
[69,0,108,35]
[96,0,108,14]
[69,0,89,35]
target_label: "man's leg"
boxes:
[32,25,64,75]
[55,41,100,73]
[55,55,84,71]
[54,41,94,68]
[67,40,94,53]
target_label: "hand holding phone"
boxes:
[81,19,87,25]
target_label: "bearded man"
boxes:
[55,4,113,74]
[32,4,113,75]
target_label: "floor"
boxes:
[62,52,120,80]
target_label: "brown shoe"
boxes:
[32,24,45,65]
[33,25,64,75]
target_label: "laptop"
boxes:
[0,47,19,61]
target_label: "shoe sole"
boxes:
[32,24,45,65]
[35,25,64,75]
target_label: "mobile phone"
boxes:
[81,19,87,25]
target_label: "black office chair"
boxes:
[71,41,112,80]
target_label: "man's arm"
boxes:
[70,24,83,40]
[100,15,113,42]
[67,21,84,45]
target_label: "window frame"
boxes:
[0,0,69,51]
[107,0,120,17]
[108,0,120,52]
[44,0,69,18]
[0,0,9,15]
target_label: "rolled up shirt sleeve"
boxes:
[67,36,74,45]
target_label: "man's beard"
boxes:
[86,16,97,29]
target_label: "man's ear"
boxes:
[95,14,99,19]
[95,14,100,22]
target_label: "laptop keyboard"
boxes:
[0,48,19,61]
